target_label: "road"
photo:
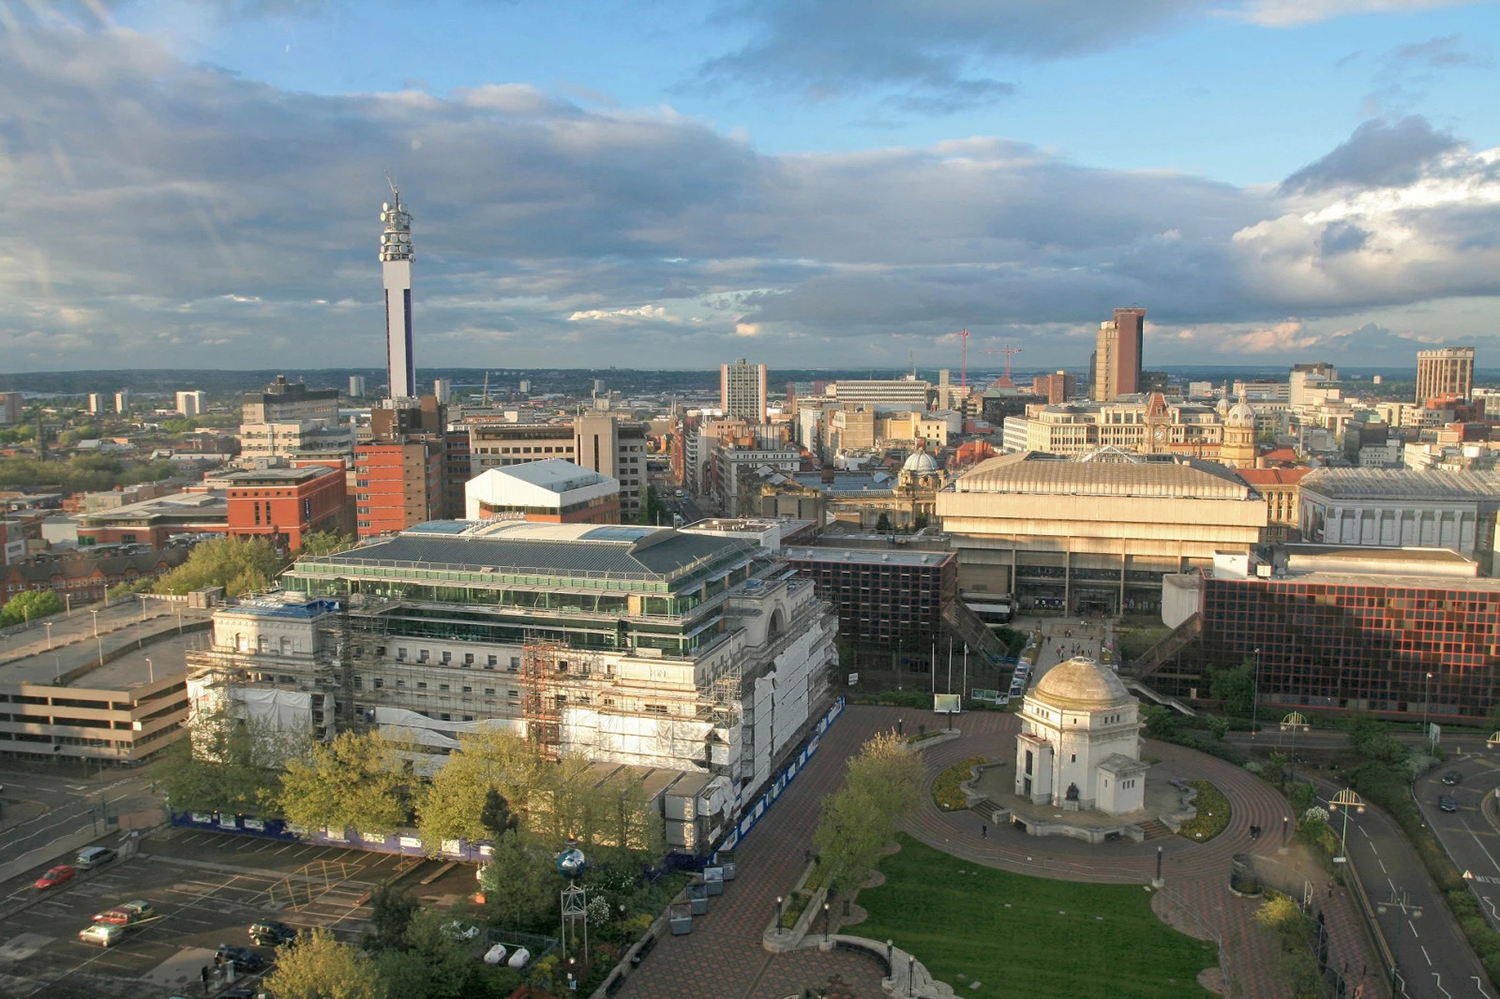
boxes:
[0,765,161,878]
[1310,775,1490,999]
[1414,743,1500,934]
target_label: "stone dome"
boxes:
[1031,656,1133,711]
[902,450,940,475]
[1227,400,1256,428]
[1215,396,1231,416]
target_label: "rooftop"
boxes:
[1300,466,1500,501]
[76,491,228,524]
[291,521,756,583]
[782,545,953,568]
[1235,467,1311,486]
[951,451,1257,500]
[221,465,340,486]
[475,459,612,493]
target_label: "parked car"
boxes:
[78,923,126,947]
[215,944,265,972]
[1438,795,1459,813]
[35,865,74,890]
[94,901,156,925]
[74,847,116,870]
[250,921,299,946]
[120,900,156,919]
[483,943,508,965]
[1442,771,1462,786]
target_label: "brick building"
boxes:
[223,464,349,550]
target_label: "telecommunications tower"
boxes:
[379,179,416,399]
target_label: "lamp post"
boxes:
[44,621,53,651]
[1328,789,1365,863]
[1376,886,1421,993]
[774,895,783,928]
[823,901,831,943]
[90,608,98,639]
[145,658,153,684]
[1423,671,1434,752]
[1250,648,1261,740]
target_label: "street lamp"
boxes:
[1328,789,1365,863]
[1375,887,1422,993]
[1250,648,1261,739]
[145,658,154,684]
[1423,671,1434,752]
[823,901,831,943]
[90,608,98,639]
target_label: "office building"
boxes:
[1416,347,1475,404]
[783,546,956,647]
[937,450,1266,614]
[114,389,132,414]
[380,187,417,399]
[827,379,931,412]
[1288,363,1339,408]
[240,376,350,464]
[349,375,367,399]
[223,464,349,550]
[1163,547,1500,723]
[1091,307,1146,401]
[464,460,620,524]
[433,378,453,404]
[192,523,838,822]
[354,441,443,537]
[0,392,22,426]
[1021,394,1224,458]
[720,359,767,423]
[1032,371,1078,405]
[242,376,341,425]
[465,416,647,520]
[76,491,230,547]
[175,391,206,417]
[1236,467,1310,542]
[87,393,105,416]
[1298,467,1500,569]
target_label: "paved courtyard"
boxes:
[616,702,1386,999]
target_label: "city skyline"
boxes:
[3,2,1500,373]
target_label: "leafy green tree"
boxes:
[278,730,410,836]
[1490,701,1500,732]
[375,909,470,999]
[812,732,923,894]
[1,590,64,627]
[263,927,384,999]
[153,536,283,597]
[369,884,419,951]
[1209,662,1257,716]
[480,788,519,840]
[296,531,357,558]
[479,833,561,931]
[416,729,544,849]
[1206,717,1230,740]
[875,512,892,532]
[156,700,304,815]
[1141,704,1178,739]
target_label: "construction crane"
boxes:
[982,346,1023,388]
[955,329,971,390]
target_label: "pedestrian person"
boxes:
[981,824,987,839]
[201,966,211,994]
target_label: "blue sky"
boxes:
[4,0,1500,375]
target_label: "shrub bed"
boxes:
[933,756,987,811]
[1176,781,1229,842]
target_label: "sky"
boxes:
[3,0,1500,377]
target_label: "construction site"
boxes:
[184,521,839,851]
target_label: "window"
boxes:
[484,688,496,697]
[487,655,498,667]
[396,648,408,661]
[373,678,384,688]
[508,690,519,698]
[418,650,430,663]
[1070,754,1076,763]
[439,684,450,692]
[395,679,405,687]
[417,682,428,690]
[509,657,520,672]
[464,653,474,665]
[440,651,451,664]
[462,686,472,693]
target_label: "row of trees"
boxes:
[812,731,924,894]
[151,532,354,598]
[161,720,664,862]
[1,589,64,628]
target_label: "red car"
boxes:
[35,865,74,890]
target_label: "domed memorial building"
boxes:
[1015,656,1148,816]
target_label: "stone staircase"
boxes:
[1138,818,1175,841]
[1126,613,1201,680]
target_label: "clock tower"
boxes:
[1144,392,1171,455]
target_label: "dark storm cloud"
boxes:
[4,21,1500,371]
[1279,115,1460,194]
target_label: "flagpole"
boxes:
[947,637,953,694]
[962,644,968,702]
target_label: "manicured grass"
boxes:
[1177,781,1230,843]
[859,835,1216,999]
[932,756,987,811]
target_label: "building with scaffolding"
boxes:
[185,521,837,849]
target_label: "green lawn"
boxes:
[858,835,1217,999]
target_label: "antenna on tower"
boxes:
[385,172,399,199]
[908,348,915,379]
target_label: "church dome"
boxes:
[902,450,939,475]
[1215,397,1231,416]
[1227,400,1256,428]
[1031,656,1133,711]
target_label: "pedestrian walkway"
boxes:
[614,705,899,999]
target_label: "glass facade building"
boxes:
[1199,574,1500,722]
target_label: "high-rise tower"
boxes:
[379,184,416,400]
[1091,307,1146,401]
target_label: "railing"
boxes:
[1126,613,1202,679]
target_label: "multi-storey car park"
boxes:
[185,520,837,851]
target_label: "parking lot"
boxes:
[0,826,480,999]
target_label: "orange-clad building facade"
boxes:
[354,441,443,537]
[224,463,348,550]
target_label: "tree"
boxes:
[1490,701,1500,733]
[1209,662,1257,717]
[153,536,283,597]
[157,699,303,815]
[369,884,419,951]
[1,589,64,627]
[479,833,560,931]
[1141,704,1177,739]
[416,729,545,849]
[278,730,409,836]
[480,788,519,840]
[875,512,892,533]
[263,927,384,999]
[811,732,923,894]
[296,531,357,558]
[374,909,470,999]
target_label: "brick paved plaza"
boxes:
[614,703,1386,999]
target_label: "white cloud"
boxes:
[567,305,670,322]
[1233,0,1477,27]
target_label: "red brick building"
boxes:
[223,464,348,550]
[354,442,442,537]
[1,547,192,604]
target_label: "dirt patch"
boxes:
[879,840,902,856]
[862,870,886,889]
[838,902,869,927]
[1197,966,1226,995]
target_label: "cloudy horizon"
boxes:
[3,0,1499,374]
